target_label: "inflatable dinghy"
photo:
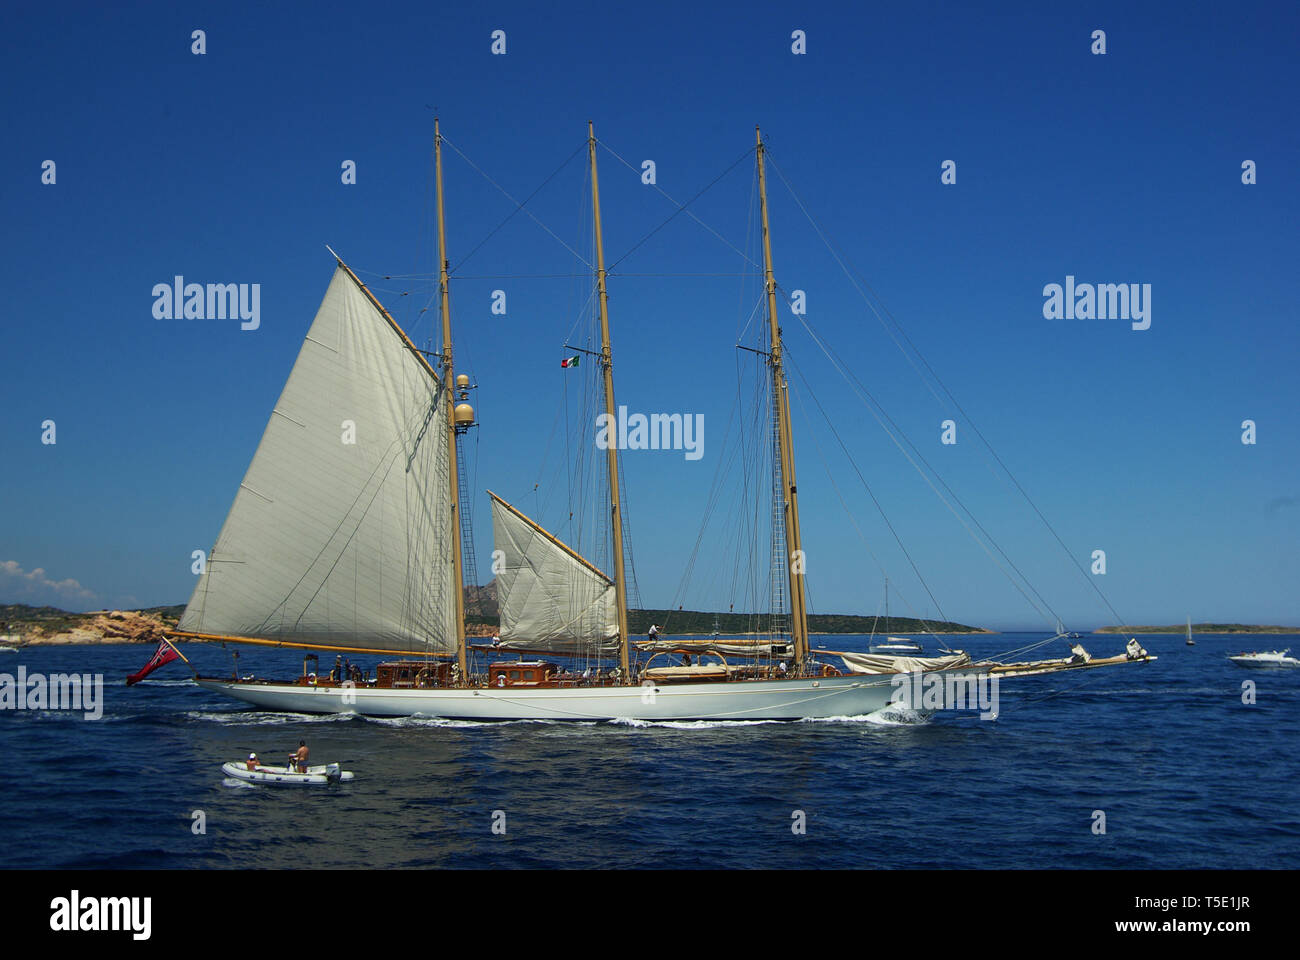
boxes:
[222,761,354,784]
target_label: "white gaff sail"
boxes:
[179,266,458,654]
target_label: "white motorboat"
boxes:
[1227,649,1299,668]
[869,638,924,654]
[222,761,354,785]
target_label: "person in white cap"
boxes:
[245,752,260,771]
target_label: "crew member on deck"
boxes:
[648,624,659,643]
[295,740,309,773]
[682,653,692,666]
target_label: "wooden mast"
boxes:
[756,126,810,670]
[435,118,469,679]
[589,121,632,680]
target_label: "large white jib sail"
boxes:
[489,492,619,655]
[178,264,459,654]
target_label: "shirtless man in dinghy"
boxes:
[294,741,309,773]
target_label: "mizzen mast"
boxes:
[589,121,632,680]
[756,126,810,671]
[435,118,469,679]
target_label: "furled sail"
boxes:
[178,265,458,654]
[837,651,972,675]
[489,493,619,655]
[635,637,790,657]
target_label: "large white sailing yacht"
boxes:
[167,122,1155,721]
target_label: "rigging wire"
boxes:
[790,314,1061,627]
[765,150,1127,633]
[598,140,762,272]
[784,354,956,651]
[441,135,592,272]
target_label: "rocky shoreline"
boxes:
[3,608,502,647]
[6,609,175,647]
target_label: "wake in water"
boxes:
[360,714,503,729]
[801,706,934,726]
[131,678,196,687]
[608,717,784,730]
[183,710,359,726]
[358,714,602,730]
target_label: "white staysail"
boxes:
[179,265,458,654]
[489,493,619,655]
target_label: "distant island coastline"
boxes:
[2,600,991,646]
[626,609,990,636]
[8,603,1292,646]
[1095,623,1300,635]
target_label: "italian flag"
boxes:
[560,355,580,368]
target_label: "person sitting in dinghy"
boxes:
[246,753,261,771]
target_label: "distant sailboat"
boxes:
[869,579,922,654]
[1054,617,1082,640]
[1186,617,1195,646]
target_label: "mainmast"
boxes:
[589,121,632,679]
[756,126,810,670]
[435,118,469,679]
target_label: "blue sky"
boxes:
[1,1,1297,630]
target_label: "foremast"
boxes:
[435,118,469,679]
[589,121,632,680]
[756,127,811,672]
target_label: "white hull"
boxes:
[196,669,986,721]
[222,761,354,784]
[1228,652,1299,668]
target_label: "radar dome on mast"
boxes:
[453,374,476,427]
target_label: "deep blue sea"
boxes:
[2,633,1298,869]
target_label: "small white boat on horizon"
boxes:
[869,637,924,654]
[222,761,355,785]
[1227,649,1299,668]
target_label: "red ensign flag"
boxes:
[126,639,181,685]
